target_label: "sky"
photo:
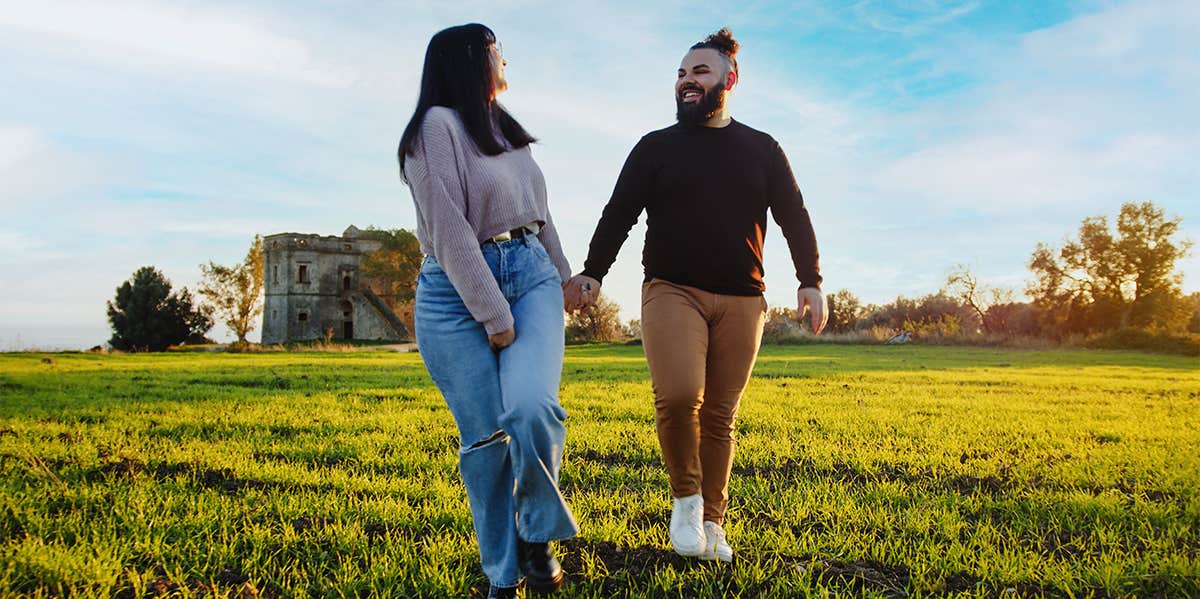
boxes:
[2,0,1197,350]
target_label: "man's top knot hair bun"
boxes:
[690,27,739,74]
[705,27,738,57]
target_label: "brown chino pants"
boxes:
[641,278,767,524]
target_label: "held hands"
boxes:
[797,287,828,335]
[488,327,515,351]
[563,274,601,312]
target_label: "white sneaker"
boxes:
[669,494,707,557]
[701,521,733,562]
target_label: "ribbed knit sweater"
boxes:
[581,119,820,294]
[404,106,571,334]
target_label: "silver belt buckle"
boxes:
[489,222,540,244]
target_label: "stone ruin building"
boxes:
[261,225,408,344]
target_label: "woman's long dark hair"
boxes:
[397,23,536,183]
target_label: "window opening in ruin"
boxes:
[298,311,308,322]
[298,264,309,283]
[343,276,351,291]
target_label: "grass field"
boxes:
[0,344,1197,597]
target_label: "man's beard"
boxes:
[675,83,726,125]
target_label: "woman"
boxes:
[397,24,577,598]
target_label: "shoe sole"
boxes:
[526,570,565,594]
[672,545,707,558]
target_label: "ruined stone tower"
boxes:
[261,225,408,344]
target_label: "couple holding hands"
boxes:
[399,24,826,598]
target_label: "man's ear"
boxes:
[726,70,738,91]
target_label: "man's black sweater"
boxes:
[581,119,821,295]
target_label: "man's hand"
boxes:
[797,287,827,335]
[489,327,515,351]
[563,274,601,312]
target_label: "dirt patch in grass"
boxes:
[0,378,27,393]
[570,449,661,469]
[941,570,982,593]
[114,565,276,599]
[943,473,1007,496]
[362,520,438,545]
[557,540,919,597]
[816,558,910,598]
[558,538,697,594]
[93,456,144,478]
[291,515,333,534]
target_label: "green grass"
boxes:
[0,345,1197,597]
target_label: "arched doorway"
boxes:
[340,300,353,339]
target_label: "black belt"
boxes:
[484,222,541,244]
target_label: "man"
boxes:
[564,28,826,562]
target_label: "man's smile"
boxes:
[679,85,703,103]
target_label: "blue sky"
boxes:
[2,0,1197,349]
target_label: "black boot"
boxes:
[517,538,564,593]
[487,584,518,599]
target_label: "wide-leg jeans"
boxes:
[414,234,578,588]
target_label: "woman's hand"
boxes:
[489,327,515,351]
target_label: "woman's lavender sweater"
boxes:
[403,106,571,334]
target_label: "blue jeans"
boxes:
[414,235,578,588]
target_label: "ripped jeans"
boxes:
[414,235,578,588]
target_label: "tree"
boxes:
[859,292,979,335]
[826,289,865,334]
[1188,292,1200,334]
[359,227,423,307]
[762,306,804,341]
[983,302,1041,338]
[945,266,1013,334]
[107,266,213,351]
[565,294,626,342]
[624,319,642,340]
[198,235,264,344]
[1028,201,1192,336]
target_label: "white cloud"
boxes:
[0,0,355,86]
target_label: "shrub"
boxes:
[1084,329,1200,356]
[762,307,806,343]
[984,302,1041,338]
[859,292,979,336]
[566,294,626,343]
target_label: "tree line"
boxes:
[566,202,1198,353]
[106,236,266,351]
[105,202,1195,352]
